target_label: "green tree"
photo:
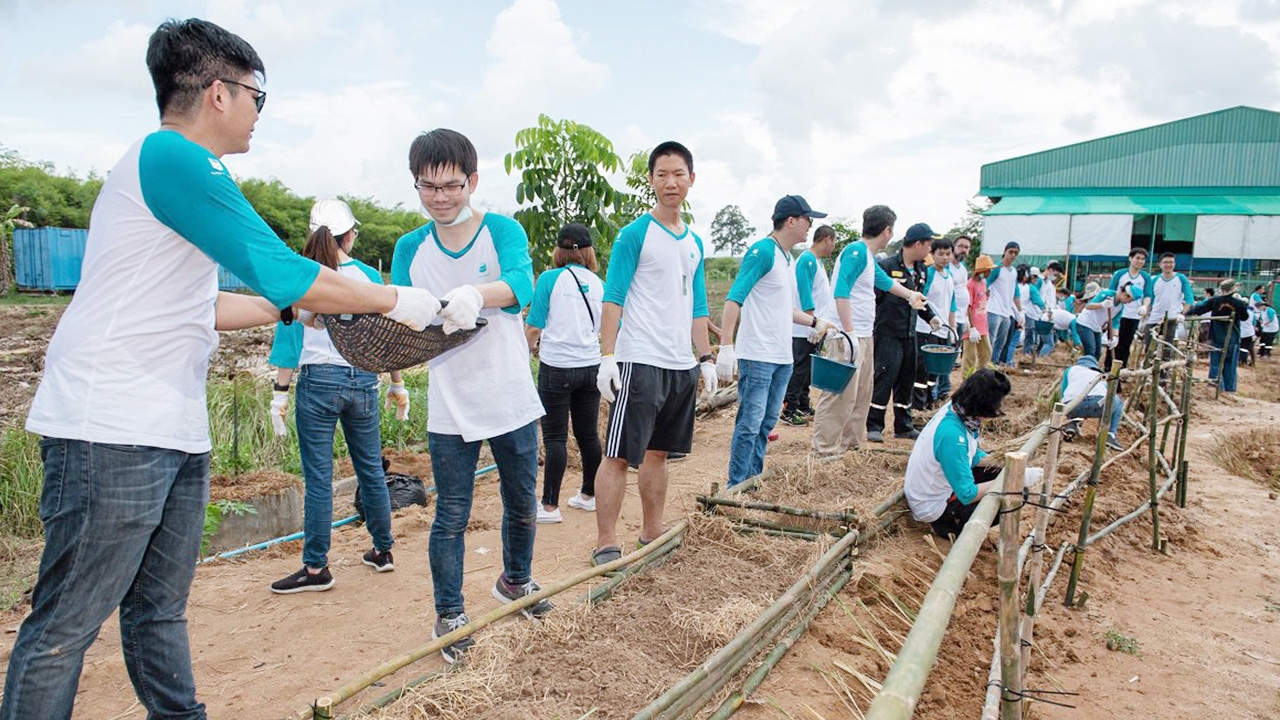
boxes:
[825,217,862,268]
[238,178,312,248]
[504,114,629,272]
[342,196,427,272]
[947,198,990,268]
[0,204,35,295]
[710,204,754,257]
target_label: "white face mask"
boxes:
[437,205,474,227]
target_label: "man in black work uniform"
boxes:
[866,223,942,442]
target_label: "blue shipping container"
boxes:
[13,227,249,292]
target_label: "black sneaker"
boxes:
[433,612,475,664]
[270,567,334,594]
[362,548,395,573]
[799,406,816,418]
[781,410,809,426]
[491,574,554,619]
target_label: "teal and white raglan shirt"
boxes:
[985,264,1018,319]
[831,240,894,338]
[791,248,836,339]
[1262,306,1279,334]
[1017,282,1046,326]
[526,264,605,369]
[391,213,542,442]
[727,238,795,364]
[904,403,988,522]
[1147,272,1194,324]
[1109,268,1152,320]
[1077,289,1119,332]
[270,259,383,370]
[26,130,319,453]
[916,265,957,338]
[603,213,709,370]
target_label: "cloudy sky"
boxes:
[2,0,1278,246]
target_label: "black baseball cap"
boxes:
[771,195,828,223]
[903,223,941,244]
[557,223,593,249]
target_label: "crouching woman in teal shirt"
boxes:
[903,369,1012,539]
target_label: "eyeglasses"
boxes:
[216,78,266,113]
[414,180,468,197]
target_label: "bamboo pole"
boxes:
[1086,470,1179,546]
[582,533,684,605]
[1147,345,1163,551]
[695,494,859,523]
[289,521,689,720]
[1064,360,1121,607]
[722,514,833,536]
[731,526,821,541]
[1020,404,1065,679]
[1175,331,1196,508]
[998,452,1027,720]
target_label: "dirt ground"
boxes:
[1,312,1279,719]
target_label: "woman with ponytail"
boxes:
[267,199,408,594]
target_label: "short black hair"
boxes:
[1016,263,1030,283]
[409,129,478,178]
[1159,252,1176,262]
[1046,260,1063,272]
[648,141,693,175]
[952,368,1011,419]
[930,237,953,254]
[863,205,896,238]
[813,225,836,242]
[146,18,265,118]
[1129,247,1148,259]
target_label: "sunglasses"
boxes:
[215,78,266,113]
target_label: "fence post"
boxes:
[999,451,1027,720]
[1175,325,1196,508]
[1065,360,1121,607]
[1021,405,1065,680]
[1147,341,1163,552]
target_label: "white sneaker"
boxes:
[567,493,596,512]
[536,506,562,523]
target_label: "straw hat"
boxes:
[973,254,996,274]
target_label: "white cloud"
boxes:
[688,0,820,45]
[38,21,154,101]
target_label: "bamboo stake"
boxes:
[998,452,1027,720]
[1147,345,1163,551]
[1064,360,1121,607]
[1175,331,1196,508]
[695,495,859,523]
[1020,404,1065,679]
[1086,470,1179,546]
[289,520,689,720]
[732,526,821,541]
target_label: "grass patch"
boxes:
[0,423,44,541]
[1208,427,1280,492]
[1103,629,1142,657]
[0,290,72,306]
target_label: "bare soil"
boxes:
[0,324,1278,720]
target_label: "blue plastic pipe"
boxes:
[200,463,499,563]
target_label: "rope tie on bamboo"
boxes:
[988,681,1079,708]
[991,489,1068,514]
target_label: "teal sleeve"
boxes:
[1030,285,1045,309]
[1141,272,1153,299]
[390,226,429,287]
[1069,320,1081,345]
[924,266,936,295]
[950,292,957,313]
[691,231,709,319]
[489,216,535,313]
[872,261,894,292]
[602,220,645,306]
[349,259,383,284]
[1180,275,1194,305]
[974,448,988,464]
[832,243,867,299]
[526,268,560,329]
[934,419,979,504]
[1109,269,1123,292]
[796,252,817,312]
[1060,368,1071,398]
[986,266,1000,287]
[139,132,320,309]
[268,321,304,369]
[726,239,775,305]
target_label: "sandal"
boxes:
[591,546,623,567]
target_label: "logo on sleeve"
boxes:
[478,263,489,274]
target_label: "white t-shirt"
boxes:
[391,213,544,442]
[27,131,319,453]
[602,214,709,370]
[831,241,894,338]
[916,265,956,338]
[1147,273,1194,324]
[1110,268,1152,320]
[1241,308,1257,339]
[1061,364,1107,403]
[269,260,382,370]
[986,264,1018,318]
[950,260,970,322]
[904,403,985,523]
[728,238,795,364]
[792,249,836,338]
[1077,291,1119,333]
[526,264,604,369]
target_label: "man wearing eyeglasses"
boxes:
[4,19,442,720]
[390,128,548,665]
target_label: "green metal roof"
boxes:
[979,106,1280,197]
[984,194,1280,216]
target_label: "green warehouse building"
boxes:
[979,105,1280,299]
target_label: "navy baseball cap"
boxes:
[903,223,942,244]
[772,195,828,222]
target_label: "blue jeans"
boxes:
[296,364,393,568]
[1207,334,1242,392]
[988,313,1014,366]
[728,359,792,487]
[428,421,538,616]
[1002,325,1022,365]
[1080,328,1103,359]
[2,439,209,720]
[1069,395,1125,439]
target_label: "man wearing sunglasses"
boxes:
[4,18,440,720]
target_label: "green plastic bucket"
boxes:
[1034,317,1054,334]
[810,331,857,393]
[920,325,959,375]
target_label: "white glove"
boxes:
[807,318,836,344]
[1174,313,1185,323]
[908,291,927,310]
[968,327,981,344]
[1106,335,1118,348]
[1023,467,1044,489]
[716,344,737,382]
[597,354,621,403]
[438,285,484,335]
[700,360,718,395]
[385,287,442,331]
[296,310,325,330]
[1139,304,1150,318]
[385,381,410,421]
[929,316,943,331]
[269,390,289,437]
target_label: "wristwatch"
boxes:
[280,306,295,325]
[273,382,290,392]
[699,353,715,364]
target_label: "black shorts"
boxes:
[604,362,698,465]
